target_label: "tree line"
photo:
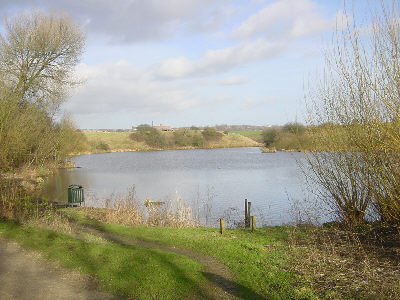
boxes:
[130,125,222,148]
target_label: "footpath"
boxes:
[0,236,119,300]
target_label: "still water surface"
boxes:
[43,147,310,226]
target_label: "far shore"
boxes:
[76,131,263,155]
[71,144,265,156]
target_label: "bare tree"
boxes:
[0,11,85,114]
[0,10,85,169]
[305,1,400,226]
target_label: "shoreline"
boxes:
[70,144,263,156]
[69,145,311,159]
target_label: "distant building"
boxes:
[153,125,173,131]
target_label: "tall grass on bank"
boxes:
[146,197,198,227]
[0,178,34,220]
[0,175,66,224]
[83,187,198,228]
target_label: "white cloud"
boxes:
[291,10,349,38]
[154,0,346,80]
[65,61,204,115]
[158,38,285,79]
[218,76,249,85]
[232,0,344,40]
[0,0,233,43]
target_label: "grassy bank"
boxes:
[231,131,263,143]
[79,130,261,154]
[0,219,206,299]
[66,208,292,299]
[233,128,314,152]
[232,126,338,152]
[1,207,399,299]
[0,213,292,299]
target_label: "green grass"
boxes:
[102,225,293,299]
[66,209,298,299]
[3,211,395,299]
[0,219,208,299]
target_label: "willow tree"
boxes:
[305,1,400,225]
[0,11,85,169]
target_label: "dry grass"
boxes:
[81,187,143,226]
[146,197,198,228]
[80,187,198,228]
[81,131,152,154]
[288,225,400,299]
[206,132,261,148]
[82,131,261,154]
[0,177,42,221]
[26,210,74,234]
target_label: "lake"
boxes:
[42,147,313,227]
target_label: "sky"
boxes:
[0,0,373,129]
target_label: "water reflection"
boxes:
[41,168,91,203]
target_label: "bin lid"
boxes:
[68,184,83,189]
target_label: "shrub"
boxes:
[134,124,167,148]
[262,128,278,147]
[129,133,144,142]
[282,122,306,135]
[0,177,52,221]
[305,1,400,226]
[95,141,110,151]
[201,127,222,141]
[173,129,191,146]
[173,129,205,147]
[191,134,205,147]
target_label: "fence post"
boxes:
[252,216,256,232]
[220,218,225,235]
[247,202,251,228]
[245,199,248,228]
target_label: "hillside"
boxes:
[77,130,261,154]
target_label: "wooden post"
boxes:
[252,216,256,232]
[220,218,225,235]
[247,202,251,228]
[245,199,248,228]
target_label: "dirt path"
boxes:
[76,223,240,300]
[0,237,120,300]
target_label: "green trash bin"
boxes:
[68,184,84,206]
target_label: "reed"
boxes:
[81,187,198,228]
